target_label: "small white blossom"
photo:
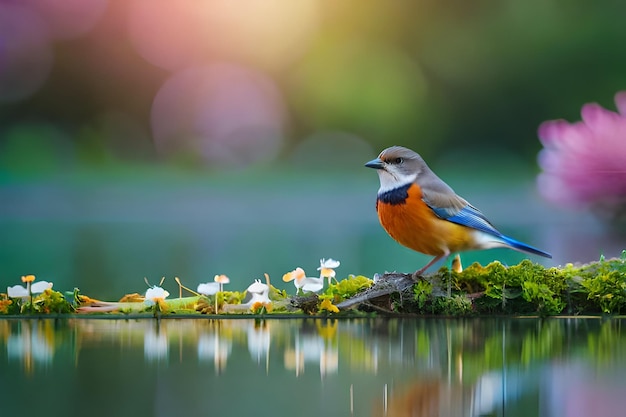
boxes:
[197,282,220,296]
[213,274,230,292]
[145,286,169,306]
[31,281,53,293]
[318,258,340,283]
[302,278,323,293]
[318,258,340,270]
[7,285,29,298]
[283,267,307,289]
[246,279,270,304]
[283,267,324,293]
[7,280,53,299]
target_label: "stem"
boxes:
[27,282,32,313]
[174,277,200,297]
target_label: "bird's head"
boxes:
[365,146,426,192]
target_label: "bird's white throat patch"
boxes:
[376,170,417,195]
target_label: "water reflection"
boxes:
[285,320,338,377]
[3,320,55,373]
[1,318,626,417]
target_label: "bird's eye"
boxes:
[394,157,403,164]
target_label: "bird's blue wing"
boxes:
[429,202,552,258]
[419,176,503,238]
[429,203,503,238]
[423,187,552,258]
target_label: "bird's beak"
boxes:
[365,157,384,169]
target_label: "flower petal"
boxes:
[246,279,268,294]
[294,267,306,280]
[302,278,323,293]
[615,91,626,116]
[30,281,53,294]
[319,299,339,313]
[21,275,36,283]
[537,92,626,207]
[580,102,622,138]
[197,282,220,295]
[319,268,336,278]
[145,286,169,300]
[214,274,230,284]
[7,285,29,298]
[318,258,340,269]
[537,119,569,145]
[283,267,306,283]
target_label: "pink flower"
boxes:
[537,92,626,210]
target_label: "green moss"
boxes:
[323,275,373,304]
[413,279,433,311]
[432,294,473,316]
[580,271,626,313]
[412,252,626,316]
[269,285,289,301]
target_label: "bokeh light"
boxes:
[151,64,285,168]
[26,0,109,40]
[289,131,374,171]
[128,0,319,71]
[289,39,429,146]
[92,111,154,161]
[0,3,53,103]
[0,123,74,176]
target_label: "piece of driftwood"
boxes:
[336,272,418,311]
[289,294,320,314]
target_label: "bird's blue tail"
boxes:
[501,235,552,259]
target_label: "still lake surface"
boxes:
[2,317,625,417]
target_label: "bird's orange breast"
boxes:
[376,183,474,256]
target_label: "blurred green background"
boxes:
[1,0,625,298]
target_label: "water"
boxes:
[2,317,625,417]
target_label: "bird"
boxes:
[365,146,551,275]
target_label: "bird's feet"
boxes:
[411,255,446,280]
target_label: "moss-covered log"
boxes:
[335,254,626,316]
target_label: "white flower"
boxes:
[283,267,324,293]
[246,279,270,304]
[302,278,323,293]
[318,258,340,269]
[214,274,230,292]
[7,285,29,298]
[197,282,220,296]
[246,279,268,294]
[145,286,169,306]
[198,274,230,296]
[283,267,307,289]
[31,281,53,293]
[318,258,340,281]
[7,280,53,299]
